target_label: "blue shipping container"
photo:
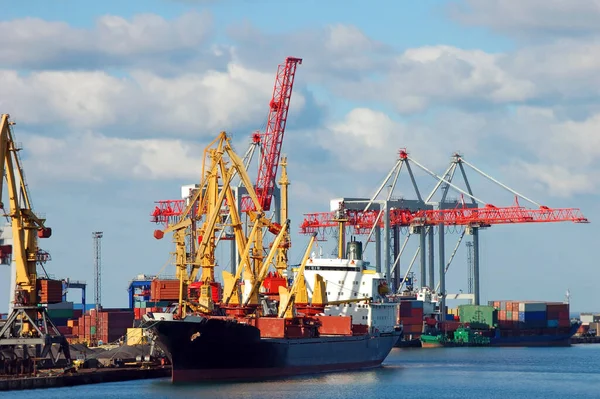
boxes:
[547,319,559,328]
[50,317,69,326]
[518,311,546,322]
[446,314,454,321]
[524,311,547,321]
[411,301,423,308]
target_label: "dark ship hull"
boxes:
[490,322,580,347]
[152,316,400,382]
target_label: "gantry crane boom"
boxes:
[299,203,588,234]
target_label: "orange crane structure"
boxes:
[150,57,302,277]
[299,149,588,311]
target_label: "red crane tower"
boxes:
[150,57,303,226]
[242,56,302,212]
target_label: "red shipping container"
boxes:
[36,279,63,304]
[151,279,181,301]
[558,319,571,328]
[400,316,423,325]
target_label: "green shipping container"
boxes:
[507,311,513,319]
[91,326,96,334]
[48,309,74,319]
[458,305,498,327]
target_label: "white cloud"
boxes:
[509,161,596,198]
[450,0,600,39]
[0,64,293,136]
[22,131,203,183]
[333,45,536,113]
[0,12,215,70]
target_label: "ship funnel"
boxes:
[346,237,363,261]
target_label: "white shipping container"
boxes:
[518,301,547,312]
[580,313,600,324]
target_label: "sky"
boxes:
[0,0,598,313]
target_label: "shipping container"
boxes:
[151,279,181,301]
[518,302,547,312]
[36,279,63,304]
[518,310,547,322]
[48,309,75,319]
[547,319,559,328]
[579,313,600,324]
[458,305,498,327]
[126,328,145,345]
[47,301,74,310]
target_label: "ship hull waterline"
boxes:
[151,317,401,383]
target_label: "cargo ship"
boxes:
[147,239,402,383]
[393,285,441,348]
[420,300,580,348]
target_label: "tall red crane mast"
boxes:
[241,56,302,212]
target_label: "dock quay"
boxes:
[0,366,170,391]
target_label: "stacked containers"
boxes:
[151,279,180,301]
[399,300,424,336]
[77,308,134,344]
[46,301,74,326]
[37,279,63,303]
[489,300,570,330]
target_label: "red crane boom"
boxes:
[242,56,302,212]
[299,203,588,235]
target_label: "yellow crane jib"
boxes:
[0,114,71,374]
[277,232,318,318]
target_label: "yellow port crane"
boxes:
[154,132,286,317]
[0,114,71,375]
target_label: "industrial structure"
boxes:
[0,114,70,374]
[150,57,303,277]
[299,149,588,312]
[92,231,103,345]
[147,122,401,381]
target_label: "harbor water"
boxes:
[8,345,600,398]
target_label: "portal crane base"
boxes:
[0,306,71,376]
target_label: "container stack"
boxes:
[36,279,63,304]
[151,279,180,302]
[447,308,460,321]
[398,300,424,337]
[76,308,134,344]
[46,301,75,326]
[489,300,570,330]
[134,300,173,320]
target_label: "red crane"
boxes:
[150,57,302,226]
[299,201,588,236]
[241,56,302,212]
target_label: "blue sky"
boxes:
[0,0,598,313]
